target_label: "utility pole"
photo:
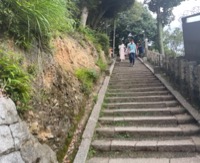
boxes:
[112,19,116,58]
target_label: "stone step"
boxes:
[105,95,175,103]
[110,77,156,81]
[91,138,197,152]
[96,125,200,137]
[87,157,200,163]
[99,115,194,126]
[110,77,157,82]
[102,107,185,116]
[108,83,164,89]
[99,116,178,125]
[111,75,155,79]
[106,101,179,109]
[109,80,161,85]
[107,86,167,93]
[106,91,170,97]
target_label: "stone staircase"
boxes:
[87,60,200,163]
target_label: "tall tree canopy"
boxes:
[144,0,185,54]
[116,1,157,46]
[163,27,184,56]
[78,0,135,28]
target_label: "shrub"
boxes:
[0,52,32,110]
[96,33,109,55]
[96,58,107,72]
[78,27,109,55]
[75,68,98,95]
[78,26,96,43]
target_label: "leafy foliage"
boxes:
[96,33,110,55]
[77,0,135,29]
[0,52,32,110]
[78,27,109,55]
[0,0,75,49]
[144,0,184,25]
[96,58,107,72]
[144,0,185,54]
[116,1,157,45]
[75,68,98,95]
[163,27,184,56]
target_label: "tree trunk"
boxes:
[80,6,89,28]
[157,9,164,55]
[91,10,106,29]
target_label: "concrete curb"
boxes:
[138,57,200,124]
[73,60,116,163]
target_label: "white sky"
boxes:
[137,0,200,29]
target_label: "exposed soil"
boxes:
[0,35,108,163]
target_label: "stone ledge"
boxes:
[139,58,200,125]
[74,60,116,163]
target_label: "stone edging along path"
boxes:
[138,57,200,124]
[73,60,116,163]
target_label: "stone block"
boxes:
[135,140,157,151]
[109,158,169,163]
[192,136,200,152]
[0,151,24,163]
[111,140,136,151]
[0,97,19,125]
[0,125,14,154]
[92,140,111,151]
[74,138,91,163]
[10,121,31,149]
[87,158,109,163]
[21,136,58,163]
[170,157,200,163]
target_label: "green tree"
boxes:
[163,27,184,56]
[77,0,98,27]
[87,0,135,29]
[144,0,185,55]
[116,2,157,46]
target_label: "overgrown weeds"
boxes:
[78,27,109,55]
[0,0,76,49]
[0,51,32,110]
[75,68,99,95]
[96,58,107,72]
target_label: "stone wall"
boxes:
[147,51,200,107]
[0,97,58,163]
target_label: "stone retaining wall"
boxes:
[0,97,58,163]
[147,51,200,107]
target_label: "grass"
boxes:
[0,0,75,49]
[93,94,98,104]
[0,50,32,111]
[75,68,99,95]
[88,147,97,159]
[96,58,107,72]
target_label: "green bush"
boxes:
[96,58,107,72]
[78,26,96,43]
[0,53,32,110]
[96,33,109,55]
[75,68,98,95]
[78,27,109,55]
[0,0,75,49]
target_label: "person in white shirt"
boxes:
[118,41,126,61]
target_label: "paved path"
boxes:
[87,59,200,163]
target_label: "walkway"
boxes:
[87,59,200,163]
